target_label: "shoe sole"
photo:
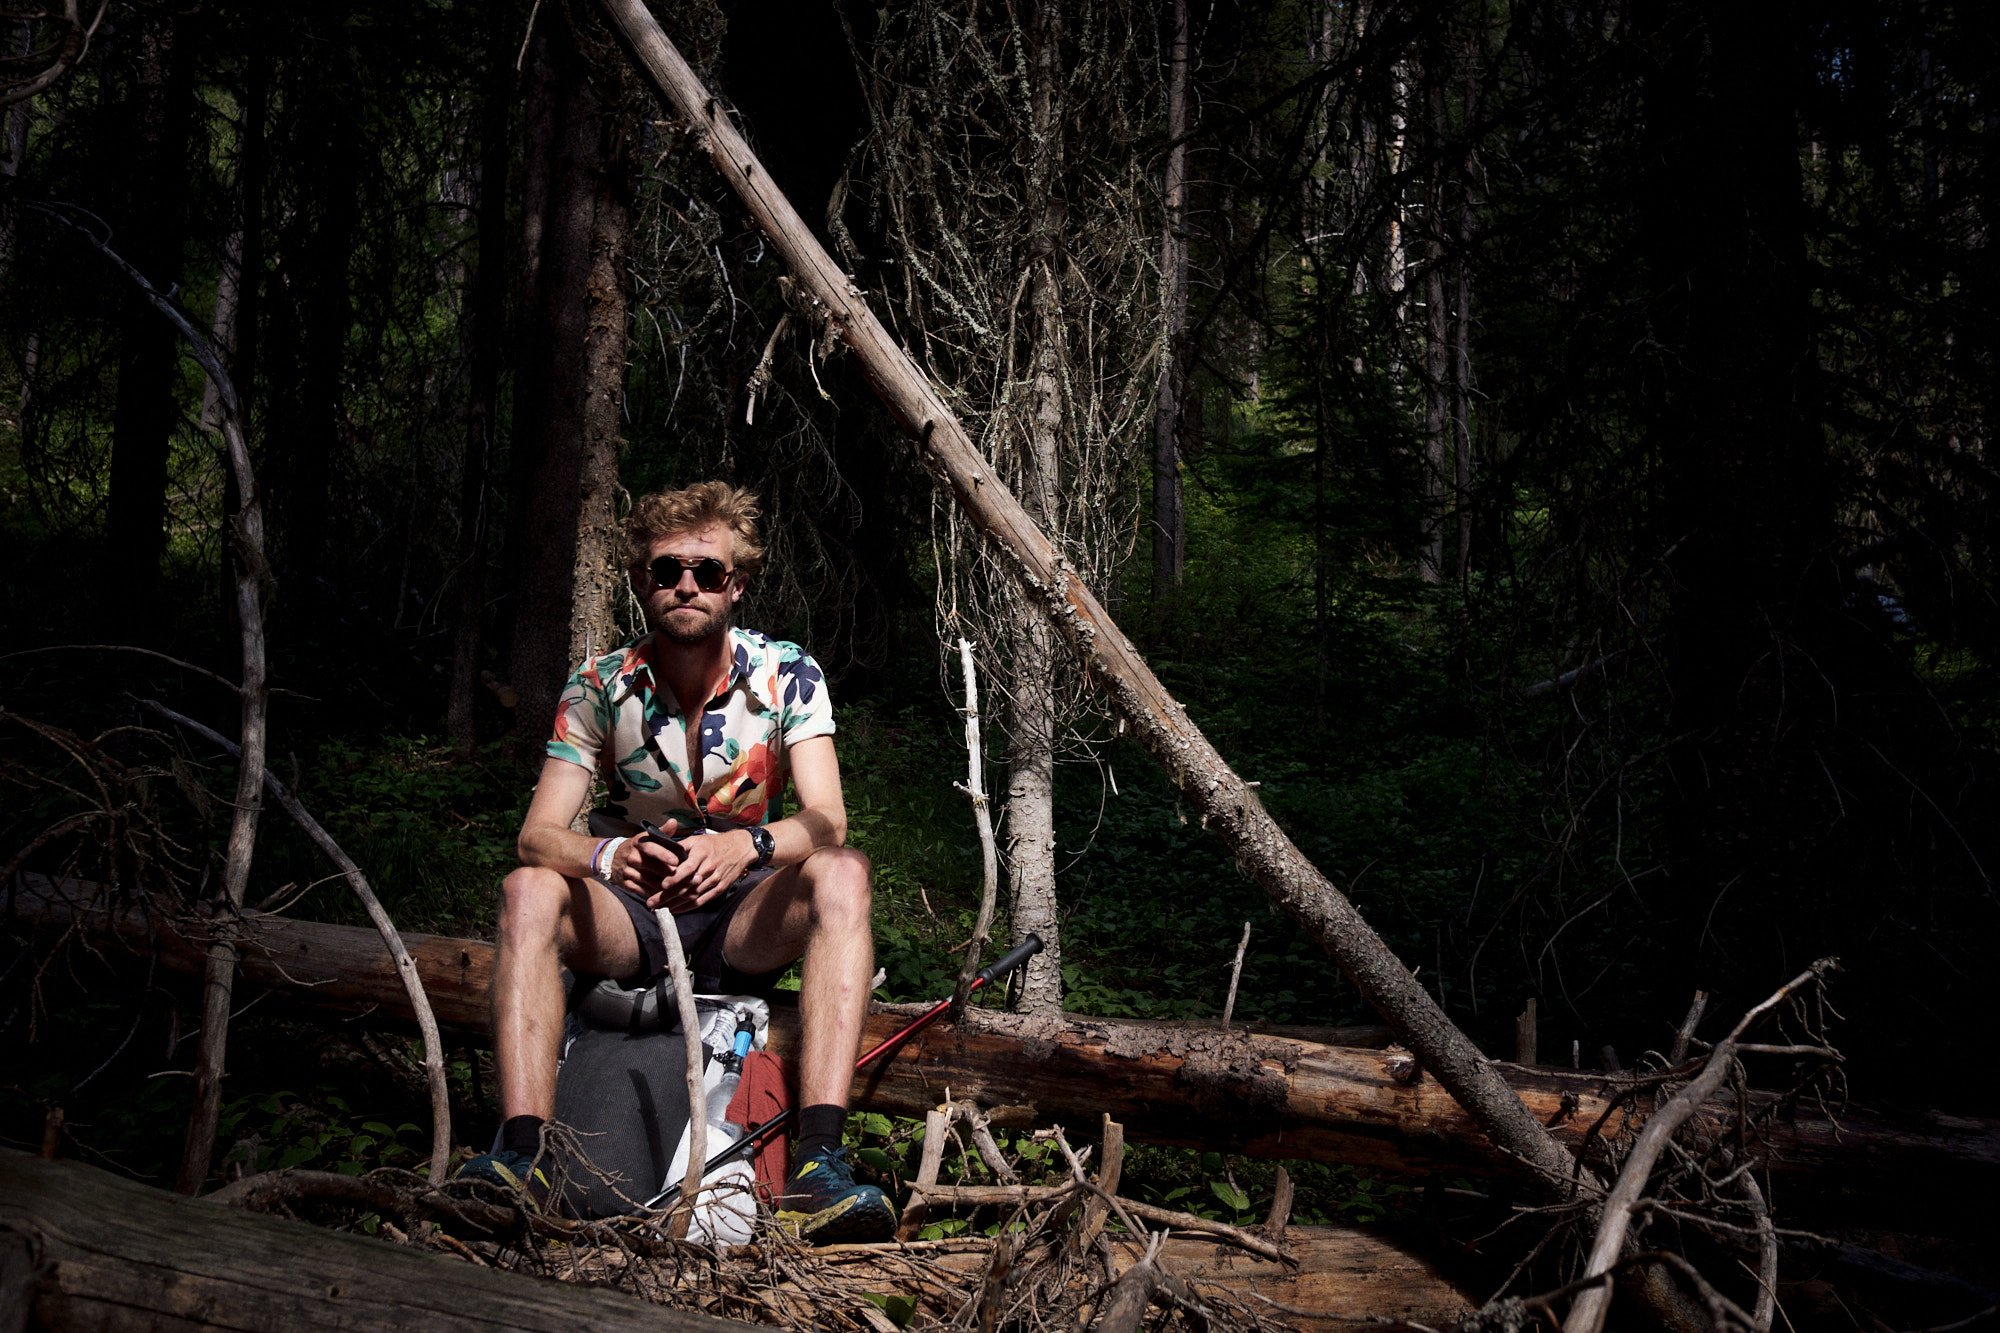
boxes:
[779,1191,898,1245]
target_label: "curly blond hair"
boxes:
[624,482,766,575]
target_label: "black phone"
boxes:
[638,819,688,862]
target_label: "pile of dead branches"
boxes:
[217,1107,1298,1333]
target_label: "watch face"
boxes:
[751,825,775,863]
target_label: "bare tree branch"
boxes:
[0,0,108,109]
[18,198,275,1195]
[1564,959,1840,1333]
[139,700,455,1185]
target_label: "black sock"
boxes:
[500,1115,546,1156]
[791,1103,846,1169]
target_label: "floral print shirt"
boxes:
[546,626,834,837]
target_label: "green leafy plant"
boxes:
[218,1085,425,1177]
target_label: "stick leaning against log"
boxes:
[138,701,456,1186]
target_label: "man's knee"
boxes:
[804,847,872,925]
[497,865,571,943]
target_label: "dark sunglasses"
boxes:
[645,554,732,593]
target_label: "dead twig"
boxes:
[0,0,108,109]
[1563,960,1841,1333]
[1667,991,1708,1065]
[1222,920,1252,1029]
[951,638,1003,1015]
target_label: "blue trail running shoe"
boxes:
[777,1145,896,1243]
[455,1148,552,1210]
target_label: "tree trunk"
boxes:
[21,878,1995,1209]
[103,11,192,633]
[1417,71,1454,585]
[1004,0,1067,1016]
[0,1151,741,1332]
[447,6,518,756]
[1451,175,1473,582]
[504,14,632,749]
[265,57,361,606]
[1150,0,1189,623]
[1419,221,1448,583]
[1449,40,1477,585]
[0,1149,1472,1329]
[217,60,268,638]
[1639,5,1849,968]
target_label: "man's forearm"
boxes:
[518,824,612,880]
[767,804,845,866]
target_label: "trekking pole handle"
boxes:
[975,933,1044,990]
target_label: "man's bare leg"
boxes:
[721,846,890,1238]
[491,865,646,1121]
[723,846,875,1108]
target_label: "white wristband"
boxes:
[596,836,628,881]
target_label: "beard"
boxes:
[652,600,730,645]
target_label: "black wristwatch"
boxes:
[746,824,775,868]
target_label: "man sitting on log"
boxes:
[458,481,891,1243]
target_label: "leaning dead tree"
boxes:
[597,0,1583,1203]
[586,9,1811,1323]
[844,0,1163,1011]
[17,203,275,1194]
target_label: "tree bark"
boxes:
[0,1149,1473,1329]
[103,10,192,632]
[504,14,632,749]
[1417,71,1453,585]
[447,5,517,756]
[0,1151,742,1332]
[592,0,1591,1208]
[1420,215,1449,583]
[1002,0,1068,1017]
[1150,0,1190,622]
[1451,170,1473,582]
[18,878,1995,1207]
[216,59,267,639]
[265,56,361,602]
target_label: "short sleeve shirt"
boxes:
[546,626,834,836]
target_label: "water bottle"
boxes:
[703,1016,755,1132]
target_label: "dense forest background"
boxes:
[3,0,1998,1204]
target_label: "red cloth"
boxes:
[726,1049,792,1206]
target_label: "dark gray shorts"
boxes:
[603,866,787,995]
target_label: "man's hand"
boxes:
[612,818,756,913]
[605,830,681,903]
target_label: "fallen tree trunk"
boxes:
[0,1150,1473,1330]
[15,875,1996,1200]
[0,1150,740,1332]
[957,1230,1469,1330]
[7,874,497,1033]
